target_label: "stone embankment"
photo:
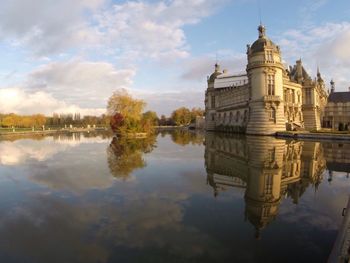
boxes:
[276,131,350,141]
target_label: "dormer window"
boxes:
[266,50,273,61]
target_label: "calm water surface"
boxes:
[0,131,350,263]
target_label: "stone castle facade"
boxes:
[205,25,328,135]
[323,81,350,130]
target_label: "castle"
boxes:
[205,25,328,135]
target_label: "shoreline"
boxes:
[2,128,350,142]
[0,128,109,137]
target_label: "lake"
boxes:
[0,130,349,263]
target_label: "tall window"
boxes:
[266,50,273,61]
[265,174,273,195]
[305,88,312,104]
[211,96,215,108]
[267,74,275,95]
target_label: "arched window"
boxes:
[236,111,240,122]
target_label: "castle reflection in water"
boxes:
[204,133,350,238]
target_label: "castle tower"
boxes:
[246,25,286,135]
[205,63,222,130]
[244,136,285,238]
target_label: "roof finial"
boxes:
[258,24,266,38]
[214,57,220,72]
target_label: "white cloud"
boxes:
[26,60,136,108]
[181,51,246,81]
[94,0,226,61]
[278,22,350,90]
[0,0,103,55]
[0,87,105,116]
[0,0,225,60]
[0,1,226,116]
[0,59,135,115]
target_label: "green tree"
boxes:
[142,111,158,125]
[2,114,15,127]
[107,89,147,134]
[159,115,167,126]
[190,107,204,123]
[33,114,46,127]
[171,107,191,126]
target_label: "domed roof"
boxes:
[208,63,222,83]
[250,25,279,54]
[208,71,222,83]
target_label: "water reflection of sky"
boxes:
[0,132,349,263]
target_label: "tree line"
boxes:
[0,113,46,128]
[0,113,110,128]
[0,89,204,133]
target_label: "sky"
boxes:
[0,0,350,116]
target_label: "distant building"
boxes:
[323,81,350,130]
[205,25,328,135]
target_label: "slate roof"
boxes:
[289,64,311,81]
[251,37,278,53]
[328,92,350,103]
[327,162,350,173]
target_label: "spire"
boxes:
[258,0,263,27]
[317,66,323,82]
[258,24,266,38]
[330,79,335,93]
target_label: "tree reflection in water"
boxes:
[107,135,157,180]
[170,129,204,146]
